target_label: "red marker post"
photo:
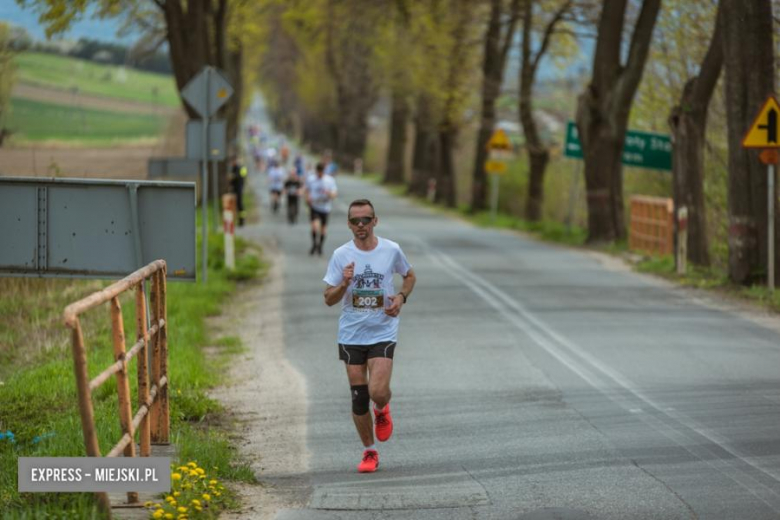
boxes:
[222,194,236,270]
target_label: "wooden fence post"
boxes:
[135,283,151,457]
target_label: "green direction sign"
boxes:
[564,121,672,171]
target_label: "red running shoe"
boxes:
[357,449,379,473]
[374,404,393,442]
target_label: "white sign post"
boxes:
[742,95,780,292]
[181,67,234,283]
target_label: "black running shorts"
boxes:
[339,341,396,365]
[310,208,330,226]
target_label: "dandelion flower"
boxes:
[202,493,211,501]
[171,472,182,481]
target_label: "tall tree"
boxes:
[667,1,723,267]
[519,0,572,221]
[471,0,520,212]
[323,0,382,165]
[575,0,661,243]
[436,0,480,207]
[377,2,422,185]
[722,0,777,283]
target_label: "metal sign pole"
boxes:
[212,159,220,233]
[565,161,581,231]
[769,162,775,292]
[490,173,499,223]
[200,69,210,283]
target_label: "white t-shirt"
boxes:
[268,166,285,191]
[306,174,337,213]
[324,237,412,345]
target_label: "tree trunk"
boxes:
[519,41,548,221]
[518,0,566,222]
[525,148,550,220]
[385,91,410,184]
[668,2,723,268]
[575,0,661,244]
[723,0,777,283]
[410,95,436,197]
[580,126,626,241]
[436,124,457,208]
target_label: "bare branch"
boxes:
[617,0,661,109]
[531,0,573,75]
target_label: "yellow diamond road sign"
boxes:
[487,128,511,150]
[742,95,780,148]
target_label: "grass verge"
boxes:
[0,205,266,518]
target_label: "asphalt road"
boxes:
[241,161,780,520]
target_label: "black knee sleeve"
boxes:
[351,384,369,415]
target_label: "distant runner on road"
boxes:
[305,162,337,256]
[284,168,303,225]
[267,160,286,214]
[323,199,417,473]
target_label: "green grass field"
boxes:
[14,52,179,108]
[7,97,167,143]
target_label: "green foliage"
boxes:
[14,52,178,107]
[7,97,166,144]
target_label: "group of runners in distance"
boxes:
[254,136,339,256]
[245,125,417,474]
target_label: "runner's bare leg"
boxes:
[346,363,374,446]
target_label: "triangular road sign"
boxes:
[487,128,511,150]
[743,95,780,148]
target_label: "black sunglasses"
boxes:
[349,216,374,226]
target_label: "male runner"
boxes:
[323,199,417,473]
[305,162,337,256]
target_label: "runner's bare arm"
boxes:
[400,268,416,300]
[385,269,416,317]
[324,261,354,306]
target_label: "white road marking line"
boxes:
[424,245,780,511]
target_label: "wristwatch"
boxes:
[399,292,408,304]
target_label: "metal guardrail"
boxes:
[629,196,674,256]
[63,260,170,514]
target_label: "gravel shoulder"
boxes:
[209,238,311,519]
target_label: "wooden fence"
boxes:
[63,260,170,515]
[629,196,675,256]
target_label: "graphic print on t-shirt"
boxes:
[352,265,385,311]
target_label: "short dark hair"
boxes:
[348,199,375,218]
[316,162,325,172]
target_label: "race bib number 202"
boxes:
[352,289,384,311]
